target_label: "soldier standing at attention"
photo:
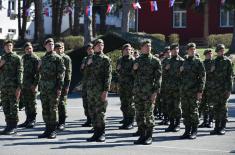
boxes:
[133,40,162,145]
[198,49,214,128]
[164,43,184,132]
[116,43,135,130]
[38,38,65,139]
[86,39,112,142]
[80,43,94,127]
[180,43,206,139]
[0,40,23,135]
[54,42,72,131]
[18,42,40,128]
[210,44,233,135]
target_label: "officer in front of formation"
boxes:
[38,38,65,139]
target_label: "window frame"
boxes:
[220,8,234,28]
[173,3,187,29]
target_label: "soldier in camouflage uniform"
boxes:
[18,42,40,128]
[80,43,94,127]
[180,43,206,139]
[0,40,23,135]
[158,46,171,125]
[38,38,65,139]
[164,43,184,132]
[116,43,135,130]
[198,49,214,128]
[210,44,233,135]
[54,42,72,131]
[133,40,162,145]
[86,39,112,142]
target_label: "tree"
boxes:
[121,0,132,32]
[34,0,44,43]
[73,0,82,35]
[83,0,92,45]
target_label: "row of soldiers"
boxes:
[0,38,72,139]
[80,40,233,145]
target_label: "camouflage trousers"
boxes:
[165,89,182,120]
[212,91,228,122]
[21,88,37,118]
[1,87,19,123]
[87,89,108,129]
[160,89,169,117]
[40,90,59,126]
[181,91,199,126]
[58,89,68,121]
[119,86,135,119]
[134,94,155,129]
[199,90,214,117]
[82,90,90,118]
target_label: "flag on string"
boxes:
[132,2,141,10]
[66,6,73,15]
[106,4,113,14]
[195,0,200,7]
[25,8,31,17]
[86,5,92,17]
[221,0,226,5]
[150,1,158,12]
[44,7,52,17]
[169,0,175,7]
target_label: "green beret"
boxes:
[170,43,179,50]
[122,43,132,51]
[3,40,14,46]
[215,44,225,52]
[94,39,104,46]
[24,42,32,49]
[141,39,152,47]
[186,42,196,50]
[203,49,212,55]
[44,38,54,45]
[164,46,170,52]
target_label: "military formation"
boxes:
[0,38,233,145]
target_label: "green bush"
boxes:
[106,49,122,72]
[63,35,84,50]
[150,33,165,42]
[168,33,180,44]
[208,33,232,48]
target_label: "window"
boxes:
[0,28,2,33]
[8,29,16,34]
[220,8,234,27]
[173,3,186,28]
[7,0,16,17]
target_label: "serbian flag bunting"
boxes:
[169,0,175,7]
[150,1,158,12]
[221,0,226,5]
[195,0,200,7]
[86,4,92,17]
[132,2,141,10]
[25,8,31,17]
[106,4,113,14]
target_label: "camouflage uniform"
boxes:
[116,55,135,129]
[210,44,233,135]
[39,51,65,138]
[0,51,23,134]
[86,50,112,141]
[180,54,206,139]
[19,53,40,128]
[164,54,184,132]
[133,53,161,144]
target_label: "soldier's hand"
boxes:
[197,92,202,102]
[151,93,158,104]
[31,85,37,93]
[180,66,184,72]
[57,90,62,97]
[165,64,170,70]
[15,88,21,101]
[133,63,139,70]
[64,87,69,95]
[80,63,85,70]
[117,64,121,70]
[101,91,108,102]
[38,61,42,70]
[87,58,93,65]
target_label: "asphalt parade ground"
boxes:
[0,93,234,155]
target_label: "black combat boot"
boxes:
[87,128,98,142]
[165,119,175,132]
[218,120,226,135]
[180,125,191,139]
[206,115,213,128]
[38,124,50,138]
[119,117,134,130]
[173,118,181,132]
[158,115,169,125]
[0,123,10,135]
[210,120,220,135]
[189,125,198,139]
[144,128,153,145]
[48,124,57,139]
[1,121,17,135]
[96,127,105,142]
[18,117,30,128]
[134,128,146,145]
[82,117,92,127]
[198,115,208,128]
[26,114,36,128]
[57,116,66,131]
[132,128,141,136]
[88,127,95,133]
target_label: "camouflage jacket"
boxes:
[81,54,93,91]
[133,53,162,95]
[0,52,23,89]
[39,51,65,91]
[161,57,171,90]
[116,55,135,87]
[86,52,112,92]
[213,56,233,92]
[22,53,40,88]
[59,53,72,89]
[203,59,215,91]
[181,55,206,93]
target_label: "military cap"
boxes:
[203,49,212,55]
[44,38,54,45]
[3,39,14,46]
[186,42,196,50]
[54,42,63,48]
[122,43,132,51]
[94,39,104,46]
[24,42,33,49]
[215,44,225,52]
[170,43,179,50]
[164,46,170,52]
[141,39,152,47]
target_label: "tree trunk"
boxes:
[92,8,96,37]
[83,0,92,45]
[21,0,31,40]
[99,5,106,34]
[34,0,44,44]
[203,1,209,46]
[121,0,131,32]
[68,0,73,34]
[17,0,22,40]
[58,0,66,37]
[73,0,81,35]
[229,10,235,54]
[52,0,60,37]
